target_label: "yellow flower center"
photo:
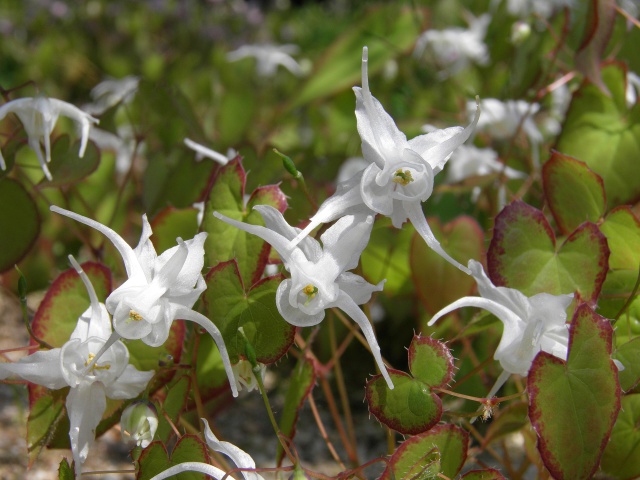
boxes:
[128,310,144,322]
[392,169,414,186]
[84,353,111,371]
[302,284,318,305]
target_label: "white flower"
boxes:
[121,401,158,448]
[49,205,238,397]
[89,124,140,175]
[0,256,154,479]
[184,138,237,165]
[626,71,640,108]
[428,259,572,398]
[227,44,303,77]
[214,205,394,389]
[0,96,98,180]
[291,46,480,274]
[150,419,264,480]
[83,75,140,115]
[506,0,574,18]
[232,360,266,393]
[414,14,491,77]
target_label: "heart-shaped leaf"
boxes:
[528,304,621,480]
[487,200,609,304]
[202,158,287,287]
[380,424,469,480]
[366,335,454,435]
[0,177,40,272]
[155,375,191,444]
[202,259,295,365]
[277,357,316,466]
[555,63,640,206]
[136,434,211,480]
[410,216,484,314]
[600,394,640,480]
[38,136,101,188]
[542,151,606,234]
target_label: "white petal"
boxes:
[0,348,67,389]
[149,462,227,480]
[331,291,393,389]
[336,273,385,306]
[428,295,522,330]
[202,419,263,480]
[133,214,157,282]
[184,138,230,165]
[360,163,394,215]
[320,214,374,275]
[105,364,154,399]
[67,383,107,478]
[275,280,325,327]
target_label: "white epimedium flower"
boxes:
[414,14,491,78]
[428,259,573,399]
[0,96,98,180]
[83,75,140,115]
[291,46,480,274]
[150,419,264,480]
[184,138,237,166]
[50,206,239,397]
[231,360,266,393]
[121,401,159,448]
[214,205,394,390]
[0,256,154,479]
[227,43,303,77]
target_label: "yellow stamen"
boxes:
[85,353,111,371]
[128,310,144,322]
[302,284,318,306]
[392,169,414,186]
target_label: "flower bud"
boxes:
[121,401,158,448]
[511,21,531,45]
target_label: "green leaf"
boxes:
[366,335,454,435]
[58,457,74,480]
[37,136,101,188]
[601,394,640,480]
[487,200,609,304]
[361,217,415,296]
[277,358,316,466]
[156,375,191,443]
[195,333,234,402]
[291,4,423,107]
[613,337,640,392]
[27,388,68,465]
[150,206,199,254]
[380,424,469,480]
[528,304,621,480]
[556,63,640,206]
[542,151,606,234]
[0,177,40,272]
[410,216,484,314]
[202,158,287,287]
[202,260,295,364]
[136,435,211,480]
[599,206,640,271]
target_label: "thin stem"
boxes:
[318,373,358,464]
[307,393,347,471]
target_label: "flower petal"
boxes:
[320,214,375,275]
[105,364,154,399]
[149,462,227,480]
[0,348,66,389]
[336,272,385,306]
[202,419,263,480]
[275,280,325,327]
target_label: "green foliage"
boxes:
[0,178,39,272]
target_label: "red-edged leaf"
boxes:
[380,424,469,480]
[528,304,621,480]
[460,469,507,480]
[150,206,199,254]
[136,434,211,480]
[487,200,609,305]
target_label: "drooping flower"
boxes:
[121,401,159,448]
[232,359,266,393]
[149,419,264,480]
[0,96,98,180]
[413,14,491,78]
[227,43,303,77]
[82,76,140,115]
[291,46,480,274]
[214,205,394,389]
[50,205,238,397]
[0,256,154,479]
[428,259,572,399]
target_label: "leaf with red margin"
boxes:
[600,394,640,480]
[528,304,621,480]
[410,216,484,315]
[202,259,295,364]
[277,357,316,466]
[460,469,507,480]
[366,335,454,435]
[136,434,211,480]
[202,158,287,287]
[599,206,640,271]
[542,151,606,234]
[487,200,609,305]
[380,424,469,480]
